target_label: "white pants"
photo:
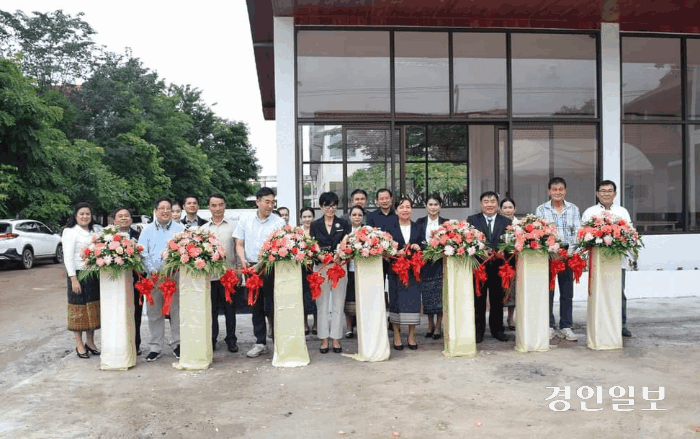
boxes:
[315,264,348,340]
[147,277,180,353]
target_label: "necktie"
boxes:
[487,218,493,239]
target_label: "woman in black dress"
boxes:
[415,194,448,339]
[299,207,317,335]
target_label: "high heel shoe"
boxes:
[84,344,100,356]
[76,347,89,359]
[332,342,342,353]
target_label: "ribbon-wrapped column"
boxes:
[99,271,136,371]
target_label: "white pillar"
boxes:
[601,22,622,201]
[274,17,297,225]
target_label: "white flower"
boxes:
[104,234,113,242]
[584,233,594,241]
[595,238,603,244]
[115,246,124,255]
[467,247,476,256]
[444,245,455,256]
[103,255,113,265]
[603,236,613,245]
[381,241,390,249]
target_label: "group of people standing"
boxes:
[62,176,633,362]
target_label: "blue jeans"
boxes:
[549,267,574,329]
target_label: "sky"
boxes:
[3,0,278,176]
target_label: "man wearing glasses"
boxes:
[140,197,185,362]
[233,187,285,357]
[582,180,633,337]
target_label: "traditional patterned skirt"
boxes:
[420,259,443,314]
[344,271,356,316]
[388,272,421,325]
[66,271,101,331]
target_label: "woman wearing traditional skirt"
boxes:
[62,202,101,359]
[500,198,517,330]
[386,197,423,350]
[344,205,365,338]
[299,207,317,335]
[415,194,448,340]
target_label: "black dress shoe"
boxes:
[85,344,100,356]
[212,341,217,351]
[432,333,442,340]
[228,344,239,353]
[407,342,418,350]
[476,334,484,344]
[425,331,434,338]
[76,347,89,359]
[493,332,508,342]
[319,343,329,354]
[393,343,404,350]
[333,345,342,353]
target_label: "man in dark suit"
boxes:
[182,194,207,230]
[467,191,512,343]
[342,189,368,225]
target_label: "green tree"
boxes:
[0,9,98,89]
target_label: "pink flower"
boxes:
[96,258,105,267]
[603,236,613,245]
[195,258,206,269]
[268,255,275,262]
[95,248,102,257]
[180,254,190,264]
[278,247,289,258]
[114,256,124,266]
[514,243,524,252]
[361,249,370,257]
[295,252,305,261]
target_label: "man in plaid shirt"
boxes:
[535,177,581,342]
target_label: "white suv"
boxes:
[0,220,63,269]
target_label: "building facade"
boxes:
[246,1,700,296]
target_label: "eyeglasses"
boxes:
[322,205,338,210]
[156,207,171,212]
[598,189,616,194]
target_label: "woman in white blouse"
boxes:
[62,202,101,359]
[415,194,448,339]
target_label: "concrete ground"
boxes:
[1,263,700,438]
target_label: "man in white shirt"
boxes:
[233,187,285,358]
[201,194,239,353]
[581,180,633,337]
[140,197,185,362]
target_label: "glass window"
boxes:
[297,31,390,118]
[686,125,700,231]
[623,125,683,232]
[512,34,597,118]
[303,163,345,208]
[395,32,449,116]
[453,33,507,117]
[347,162,392,208]
[687,39,700,119]
[301,125,343,162]
[511,124,597,216]
[498,129,509,196]
[622,37,681,120]
[427,162,468,207]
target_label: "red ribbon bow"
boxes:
[473,263,487,297]
[409,250,426,283]
[391,256,412,287]
[134,273,157,306]
[242,267,263,306]
[326,263,347,289]
[220,269,240,304]
[158,277,177,316]
[498,262,516,292]
[567,253,586,284]
[306,271,325,300]
[549,259,566,291]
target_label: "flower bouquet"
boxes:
[337,226,398,261]
[162,228,227,277]
[79,225,145,280]
[258,225,321,273]
[500,214,561,255]
[577,211,643,259]
[423,220,487,270]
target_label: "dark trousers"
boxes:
[211,280,237,348]
[549,267,574,329]
[474,261,505,337]
[133,274,143,350]
[622,268,628,327]
[251,270,275,345]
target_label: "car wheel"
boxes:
[53,244,64,264]
[21,247,34,269]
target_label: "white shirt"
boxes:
[202,218,238,280]
[425,217,441,241]
[400,223,411,245]
[62,225,96,277]
[233,212,285,263]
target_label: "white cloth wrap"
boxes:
[173,269,213,370]
[100,271,136,371]
[272,260,310,367]
[514,251,550,353]
[587,248,623,350]
[442,257,477,358]
[346,257,390,362]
